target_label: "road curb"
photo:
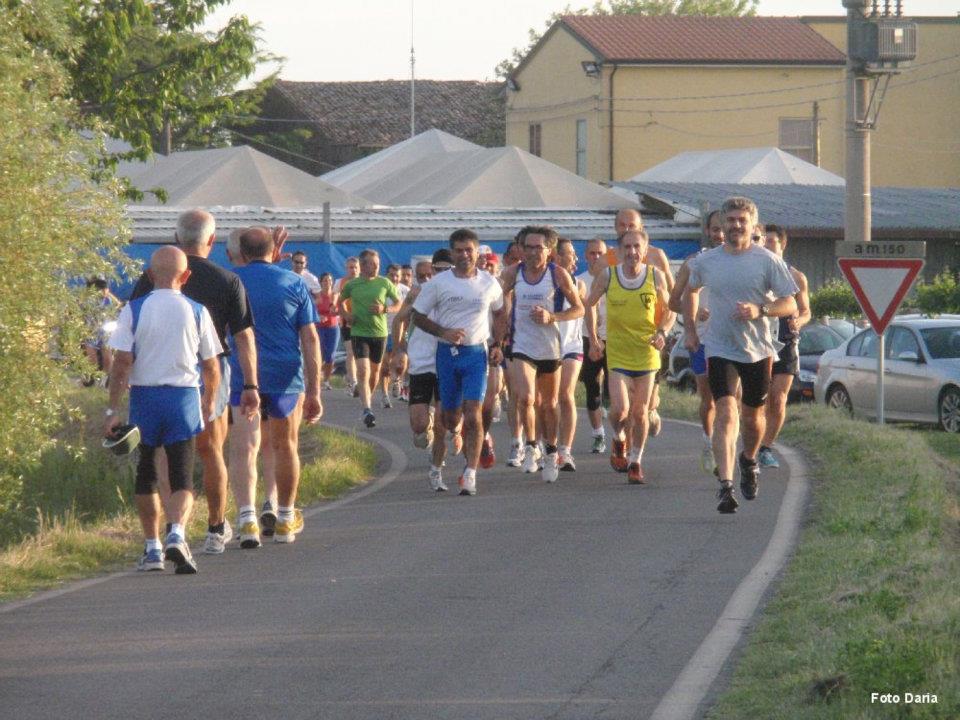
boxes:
[649,419,811,720]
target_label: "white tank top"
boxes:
[511,263,561,361]
[577,269,606,340]
[558,278,584,357]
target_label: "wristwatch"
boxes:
[759,304,770,317]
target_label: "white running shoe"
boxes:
[202,519,233,554]
[413,428,433,449]
[542,452,559,483]
[457,473,477,496]
[429,468,448,492]
[522,447,539,474]
[507,442,524,467]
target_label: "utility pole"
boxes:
[843,0,871,244]
[812,100,822,167]
[409,0,416,139]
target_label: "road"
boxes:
[0,389,806,720]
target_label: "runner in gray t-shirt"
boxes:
[683,196,798,515]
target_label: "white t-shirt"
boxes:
[388,283,411,332]
[412,269,504,347]
[109,289,222,387]
[298,269,321,295]
[578,269,607,340]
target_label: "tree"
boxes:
[0,2,131,521]
[914,270,960,315]
[810,280,863,320]
[496,0,758,79]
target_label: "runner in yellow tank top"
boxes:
[584,229,673,484]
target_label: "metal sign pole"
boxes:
[877,331,885,425]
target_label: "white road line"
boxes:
[649,422,810,720]
[0,422,405,615]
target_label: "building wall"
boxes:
[805,16,960,188]
[506,27,610,181]
[507,17,960,187]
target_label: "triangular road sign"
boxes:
[837,258,925,334]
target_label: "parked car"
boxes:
[814,316,960,432]
[791,323,847,402]
[667,321,846,403]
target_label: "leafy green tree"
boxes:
[496,0,758,79]
[810,280,863,320]
[0,2,130,523]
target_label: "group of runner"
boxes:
[104,195,808,575]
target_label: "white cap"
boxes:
[478,244,493,256]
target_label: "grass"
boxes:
[0,385,377,602]
[653,388,960,719]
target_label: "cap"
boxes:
[486,253,500,265]
[102,424,140,456]
[478,245,493,257]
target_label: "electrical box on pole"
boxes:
[849,17,918,71]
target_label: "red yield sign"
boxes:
[835,242,926,334]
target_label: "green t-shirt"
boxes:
[340,276,400,338]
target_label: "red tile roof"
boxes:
[561,15,846,65]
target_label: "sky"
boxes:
[204,0,957,83]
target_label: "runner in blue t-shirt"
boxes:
[227,226,323,547]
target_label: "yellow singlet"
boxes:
[605,265,660,373]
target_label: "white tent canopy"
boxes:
[630,147,845,186]
[320,128,481,195]
[331,145,635,210]
[117,145,373,207]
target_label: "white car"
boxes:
[814,316,960,432]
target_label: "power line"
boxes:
[228,129,337,171]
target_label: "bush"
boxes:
[914,269,960,315]
[810,279,862,320]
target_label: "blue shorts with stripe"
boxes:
[435,343,488,411]
[129,385,203,447]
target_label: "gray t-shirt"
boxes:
[688,245,798,363]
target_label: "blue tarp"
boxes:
[117,239,700,299]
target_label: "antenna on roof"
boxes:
[410,0,416,139]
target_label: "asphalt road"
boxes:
[0,388,803,720]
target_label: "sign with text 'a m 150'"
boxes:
[835,241,926,335]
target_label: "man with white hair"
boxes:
[130,209,259,554]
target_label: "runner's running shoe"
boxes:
[700,444,717,476]
[274,509,304,544]
[522,447,539,474]
[610,439,628,472]
[363,410,376,428]
[627,463,645,484]
[739,453,760,500]
[479,434,496,469]
[559,454,576,472]
[716,482,739,514]
[591,435,606,454]
[260,503,277,537]
[507,443,524,467]
[137,547,164,572]
[542,452,559,483]
[163,532,198,574]
[429,468,448,492]
[458,474,477,496]
[757,446,779,469]
[202,519,233,554]
[238,517,261,549]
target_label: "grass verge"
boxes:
[0,386,377,602]
[656,388,960,718]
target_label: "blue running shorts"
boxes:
[230,390,301,419]
[435,342,488,412]
[130,385,203,447]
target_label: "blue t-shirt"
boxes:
[230,261,319,394]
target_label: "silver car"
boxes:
[814,316,960,432]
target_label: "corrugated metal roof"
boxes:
[562,15,846,65]
[615,182,960,233]
[125,205,697,244]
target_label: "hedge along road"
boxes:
[0,390,807,720]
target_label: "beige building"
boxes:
[505,15,960,188]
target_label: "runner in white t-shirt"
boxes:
[412,229,507,496]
